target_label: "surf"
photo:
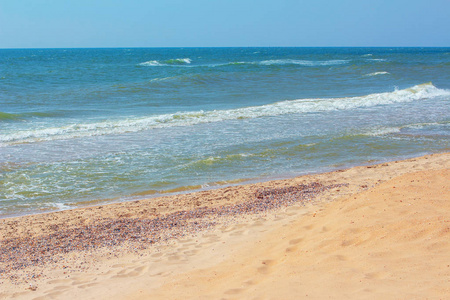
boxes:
[364,71,390,77]
[1,83,448,146]
[138,58,192,66]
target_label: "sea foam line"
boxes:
[138,58,192,66]
[138,59,350,68]
[364,71,390,77]
[1,83,448,146]
[210,59,350,67]
[258,59,349,66]
[366,58,387,62]
[364,121,450,137]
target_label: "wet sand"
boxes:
[1,153,449,299]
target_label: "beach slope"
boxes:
[1,153,449,299]
[147,164,450,299]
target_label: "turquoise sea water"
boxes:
[1,47,449,217]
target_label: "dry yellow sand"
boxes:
[1,153,449,299]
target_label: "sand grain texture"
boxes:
[148,168,450,300]
[1,153,449,299]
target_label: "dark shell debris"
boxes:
[0,182,347,283]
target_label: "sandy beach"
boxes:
[1,153,449,299]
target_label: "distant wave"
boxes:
[366,58,387,62]
[0,112,21,121]
[139,59,350,68]
[258,59,349,66]
[138,58,192,66]
[2,83,448,146]
[0,111,60,121]
[222,61,247,66]
[212,59,350,67]
[364,71,390,77]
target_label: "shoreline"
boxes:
[1,152,438,220]
[1,152,449,299]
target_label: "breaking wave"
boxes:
[364,71,390,77]
[364,121,450,136]
[213,59,350,67]
[138,58,192,66]
[138,59,349,68]
[258,59,349,66]
[2,83,448,146]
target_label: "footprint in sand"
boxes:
[52,285,71,291]
[285,246,298,253]
[364,271,388,280]
[285,238,303,252]
[224,288,244,295]
[34,290,64,299]
[113,265,149,278]
[167,255,181,261]
[111,263,128,268]
[289,238,303,245]
[182,249,199,256]
[77,282,99,289]
[303,224,314,230]
[334,254,348,261]
[229,230,244,236]
[47,279,71,285]
[257,259,276,274]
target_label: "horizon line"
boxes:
[1,46,450,50]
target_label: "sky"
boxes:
[0,0,449,48]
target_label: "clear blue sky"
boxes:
[1,0,449,48]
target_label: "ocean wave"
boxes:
[165,58,192,64]
[0,111,61,121]
[139,58,348,68]
[181,153,254,170]
[148,76,177,82]
[258,59,349,66]
[222,61,247,66]
[366,58,387,62]
[138,60,163,66]
[364,121,450,137]
[2,83,449,146]
[205,59,349,68]
[364,127,402,136]
[364,71,390,77]
[0,112,21,121]
[138,58,192,67]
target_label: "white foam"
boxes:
[177,58,191,64]
[208,59,350,68]
[138,60,163,66]
[364,121,449,137]
[365,126,402,136]
[366,58,387,62]
[138,58,192,67]
[258,59,349,66]
[140,59,347,68]
[364,71,390,77]
[149,76,175,82]
[52,202,72,210]
[2,83,448,146]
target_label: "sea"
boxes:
[1,47,449,218]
